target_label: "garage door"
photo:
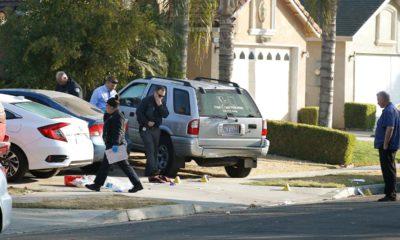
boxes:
[354,54,400,114]
[232,47,291,120]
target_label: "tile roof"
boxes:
[301,0,385,37]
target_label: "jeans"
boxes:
[140,127,161,176]
[94,155,141,187]
[379,148,397,198]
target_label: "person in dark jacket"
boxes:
[136,85,169,183]
[86,95,143,193]
[55,71,83,98]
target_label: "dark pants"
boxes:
[140,127,160,176]
[94,155,141,187]
[379,148,397,198]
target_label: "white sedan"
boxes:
[0,94,94,181]
[0,164,11,233]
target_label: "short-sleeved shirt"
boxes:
[55,79,83,98]
[374,102,400,150]
[89,85,117,112]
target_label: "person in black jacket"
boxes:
[136,85,169,183]
[86,95,143,193]
[55,71,83,98]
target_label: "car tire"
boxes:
[80,162,102,174]
[158,135,178,178]
[225,164,252,178]
[30,169,60,178]
[1,145,28,182]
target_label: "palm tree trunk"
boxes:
[180,0,190,79]
[218,0,237,81]
[318,0,337,128]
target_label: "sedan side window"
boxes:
[120,83,147,107]
[5,110,19,120]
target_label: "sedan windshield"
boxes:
[53,97,103,116]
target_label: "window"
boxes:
[197,89,261,118]
[276,53,281,60]
[258,53,264,60]
[173,89,190,115]
[120,83,147,107]
[249,52,255,60]
[53,97,103,116]
[5,110,19,120]
[13,102,70,119]
[267,53,272,60]
[239,52,246,59]
[284,53,290,61]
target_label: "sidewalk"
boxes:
[3,163,390,236]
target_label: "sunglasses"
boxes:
[158,94,165,98]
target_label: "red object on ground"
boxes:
[64,175,82,186]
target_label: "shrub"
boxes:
[344,103,376,130]
[298,107,319,125]
[267,120,356,165]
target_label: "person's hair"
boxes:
[377,91,391,102]
[106,75,118,83]
[56,71,66,80]
[107,95,120,108]
[155,85,166,92]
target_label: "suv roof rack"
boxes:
[145,76,192,87]
[193,77,240,88]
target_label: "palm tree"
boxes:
[160,0,218,79]
[306,0,338,128]
[218,0,238,81]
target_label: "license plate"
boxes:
[223,124,240,135]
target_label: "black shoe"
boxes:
[85,184,100,192]
[378,195,396,202]
[129,184,144,193]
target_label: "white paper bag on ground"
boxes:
[105,144,128,164]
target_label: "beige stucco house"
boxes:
[306,0,400,129]
[187,0,320,122]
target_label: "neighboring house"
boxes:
[187,0,320,122]
[305,0,400,129]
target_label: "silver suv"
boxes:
[119,77,269,178]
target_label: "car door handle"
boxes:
[130,112,135,117]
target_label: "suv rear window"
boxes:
[197,89,262,118]
[13,102,71,119]
[53,97,103,116]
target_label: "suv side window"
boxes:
[120,83,147,107]
[147,84,168,105]
[173,89,190,115]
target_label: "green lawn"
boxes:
[245,171,384,188]
[352,140,400,166]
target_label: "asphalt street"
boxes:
[3,196,399,240]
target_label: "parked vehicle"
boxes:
[0,94,94,181]
[0,101,10,156]
[0,89,105,171]
[0,163,11,233]
[119,77,269,178]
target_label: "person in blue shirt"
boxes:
[374,91,400,202]
[90,76,118,112]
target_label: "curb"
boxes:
[327,183,400,200]
[91,203,246,224]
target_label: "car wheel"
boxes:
[30,169,60,178]
[225,164,252,178]
[158,135,178,177]
[80,162,102,174]
[0,145,28,182]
